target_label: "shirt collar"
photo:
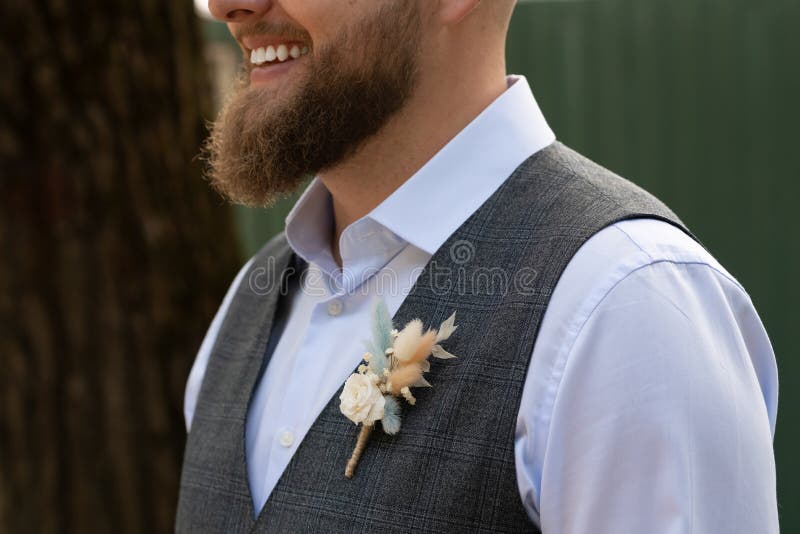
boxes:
[368,74,555,255]
[286,74,555,273]
[284,176,338,271]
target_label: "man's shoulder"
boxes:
[548,216,743,326]
[515,142,701,241]
[606,218,738,287]
[578,217,736,283]
[252,230,291,264]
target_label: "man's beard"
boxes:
[204,3,422,207]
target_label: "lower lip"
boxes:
[249,58,300,85]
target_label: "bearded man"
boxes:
[176,1,779,532]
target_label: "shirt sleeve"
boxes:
[524,260,779,533]
[184,257,255,432]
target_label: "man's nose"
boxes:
[208,0,272,22]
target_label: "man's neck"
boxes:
[321,68,508,268]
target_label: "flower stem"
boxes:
[345,424,374,479]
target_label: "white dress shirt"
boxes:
[184,75,779,532]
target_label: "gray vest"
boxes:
[176,142,703,533]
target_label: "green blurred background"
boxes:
[202,0,799,528]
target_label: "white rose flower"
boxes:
[339,372,385,425]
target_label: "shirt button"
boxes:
[327,299,343,316]
[279,429,294,448]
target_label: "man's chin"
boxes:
[206,4,421,209]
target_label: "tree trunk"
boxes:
[0,2,241,532]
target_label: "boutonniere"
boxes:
[338,297,458,479]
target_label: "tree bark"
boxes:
[0,1,241,532]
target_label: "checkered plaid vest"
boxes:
[176,142,701,533]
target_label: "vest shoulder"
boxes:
[225,231,293,299]
[514,141,704,248]
[526,141,667,205]
[252,231,290,262]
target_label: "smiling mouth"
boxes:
[249,44,310,67]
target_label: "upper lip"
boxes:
[241,35,308,51]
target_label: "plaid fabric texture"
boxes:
[176,142,700,533]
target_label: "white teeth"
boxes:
[250,43,310,65]
[277,44,289,62]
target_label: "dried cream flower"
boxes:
[339,373,386,425]
[400,386,416,405]
[392,319,423,362]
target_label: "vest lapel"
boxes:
[194,234,295,529]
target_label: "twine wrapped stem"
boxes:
[345,424,374,479]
